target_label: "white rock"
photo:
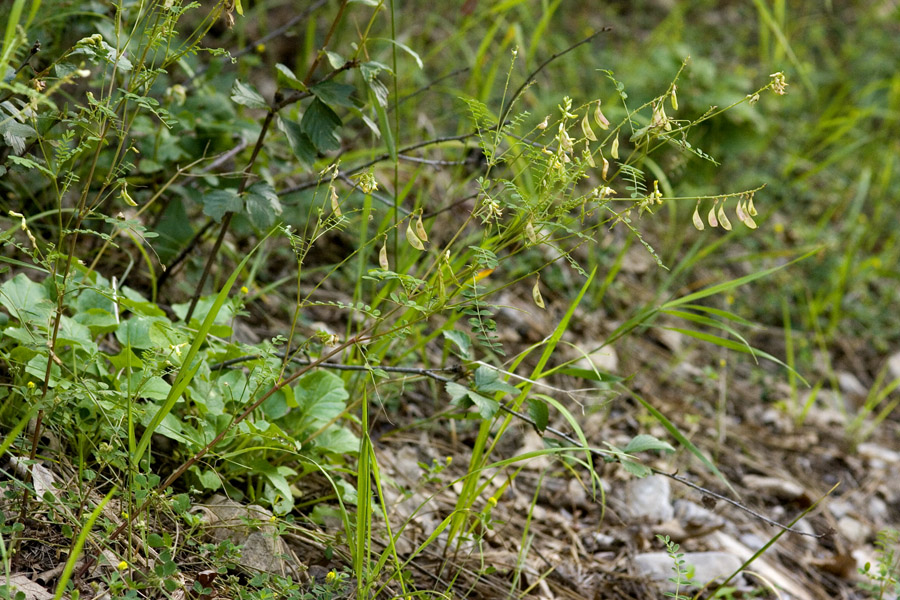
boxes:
[837,515,872,546]
[634,551,743,591]
[837,371,868,398]
[887,351,900,381]
[626,475,673,522]
[857,442,900,465]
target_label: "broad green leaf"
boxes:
[623,434,675,454]
[192,467,222,490]
[262,389,289,420]
[230,79,268,110]
[201,189,241,222]
[115,316,162,349]
[127,373,171,401]
[310,80,356,108]
[172,296,235,326]
[301,98,342,153]
[466,391,499,419]
[621,460,652,478]
[315,426,359,455]
[250,460,293,514]
[0,273,53,326]
[278,116,317,166]
[244,181,282,229]
[443,330,473,360]
[324,51,345,69]
[445,381,469,402]
[527,397,549,434]
[473,366,518,395]
[134,231,273,466]
[275,63,305,91]
[72,308,119,336]
[292,370,349,432]
[57,316,97,355]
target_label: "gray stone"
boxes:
[626,475,673,522]
[198,495,298,576]
[634,551,743,591]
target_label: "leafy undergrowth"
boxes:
[1,1,898,600]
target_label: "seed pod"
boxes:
[692,202,704,230]
[406,221,424,250]
[379,238,389,269]
[717,202,732,231]
[330,186,341,217]
[532,276,545,309]
[601,156,610,180]
[415,212,428,242]
[525,220,537,244]
[581,111,597,141]
[611,135,619,159]
[593,100,610,130]
[747,196,758,216]
[707,203,719,228]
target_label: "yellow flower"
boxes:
[325,570,337,583]
[117,561,128,570]
[240,286,249,295]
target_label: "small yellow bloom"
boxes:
[325,570,337,583]
[27,381,35,389]
[240,286,249,295]
[117,561,128,570]
[445,456,452,465]
[487,496,498,508]
[256,43,266,54]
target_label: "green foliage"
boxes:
[2,0,875,597]
[859,529,900,600]
[657,534,693,600]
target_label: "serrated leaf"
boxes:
[473,366,518,395]
[445,381,470,403]
[443,330,473,360]
[244,181,282,229]
[621,460,652,478]
[201,189,241,222]
[231,79,268,110]
[311,80,356,108]
[623,434,675,454]
[467,391,499,419]
[278,116,317,166]
[527,397,549,434]
[301,98,342,152]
